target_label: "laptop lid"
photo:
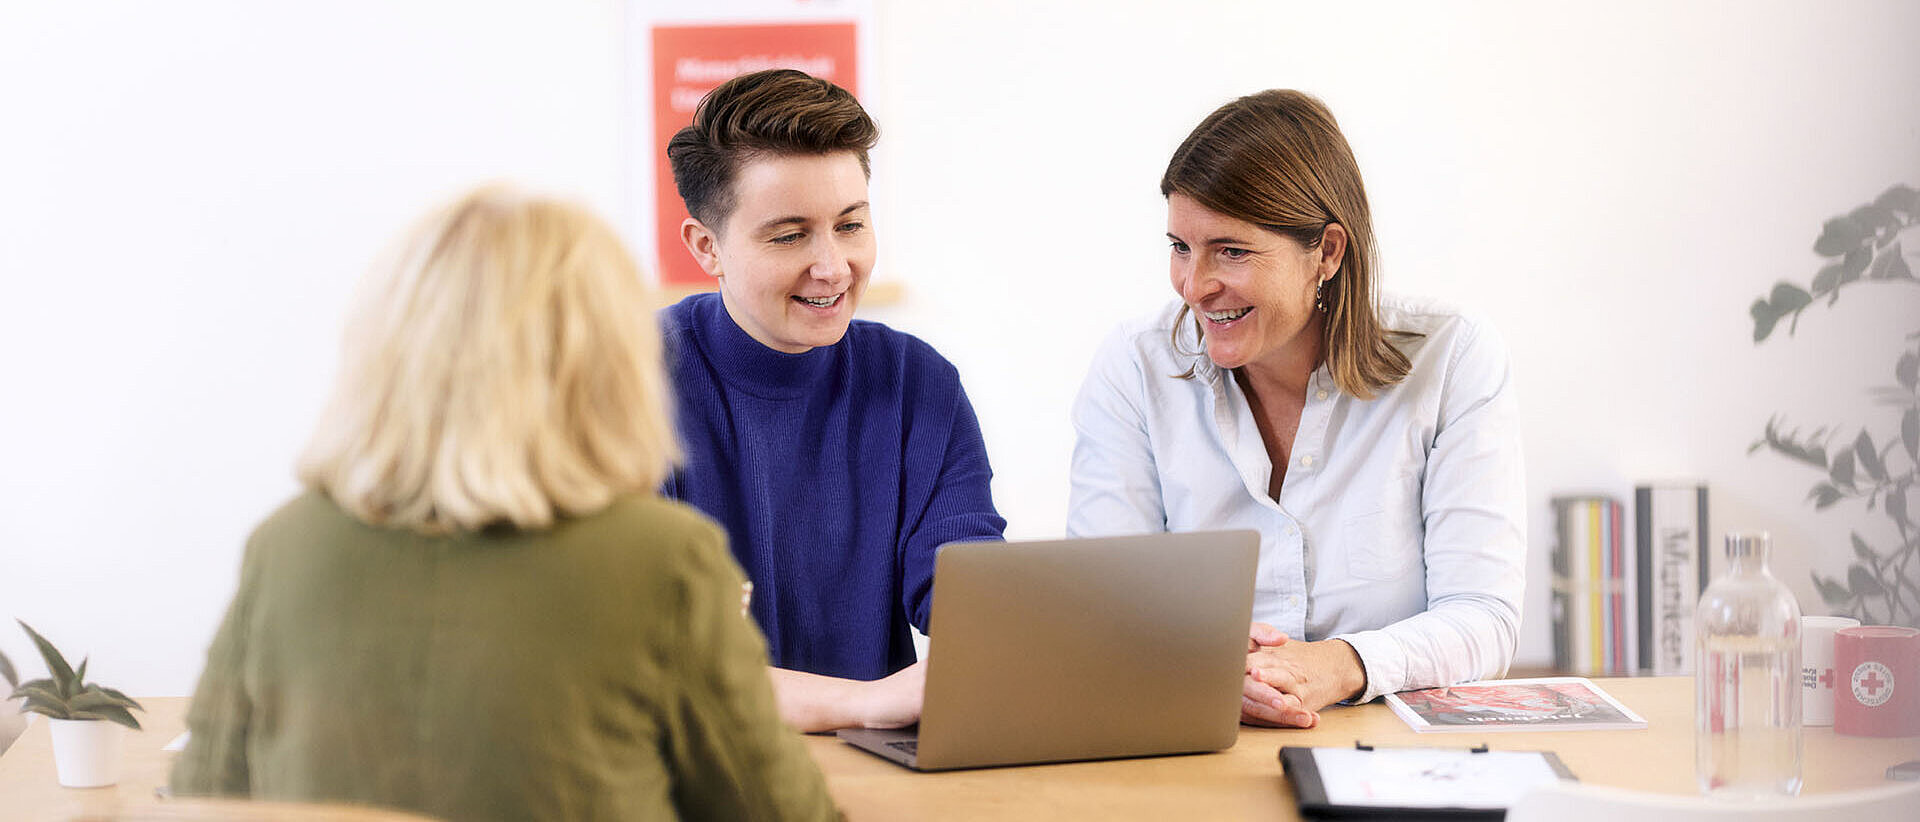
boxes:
[899,529,1258,770]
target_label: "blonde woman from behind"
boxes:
[171,185,838,821]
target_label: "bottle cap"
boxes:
[1725,531,1771,560]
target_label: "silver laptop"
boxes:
[838,529,1258,771]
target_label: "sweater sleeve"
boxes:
[665,526,840,822]
[170,533,264,797]
[899,377,1007,633]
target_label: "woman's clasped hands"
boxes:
[1240,622,1368,728]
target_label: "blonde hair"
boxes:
[298,185,679,534]
[1161,89,1415,399]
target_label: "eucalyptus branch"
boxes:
[1750,186,1919,344]
[1893,517,1920,620]
[1858,592,1885,625]
[1749,183,1920,628]
[1867,532,1905,618]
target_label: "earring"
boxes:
[1315,280,1329,314]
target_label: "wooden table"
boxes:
[3,678,1916,820]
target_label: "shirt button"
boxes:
[1286,525,1298,536]
[1301,455,1315,467]
[1315,390,1329,401]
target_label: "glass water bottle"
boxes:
[1694,531,1803,797]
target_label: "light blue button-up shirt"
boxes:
[1068,295,1526,702]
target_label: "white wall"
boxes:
[2,0,1915,696]
[864,0,1920,667]
[0,1,629,694]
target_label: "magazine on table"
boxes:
[1384,677,1647,733]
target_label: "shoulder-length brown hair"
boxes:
[1161,89,1412,399]
[298,185,679,534]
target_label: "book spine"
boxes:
[1553,493,1648,677]
[1605,498,1624,675]
[1550,499,1571,675]
[1599,498,1614,674]
[1566,499,1582,676]
[1552,496,1597,676]
[1609,499,1623,674]
[1616,499,1634,675]
[1695,486,1710,596]
[1636,486,1655,673]
[1601,499,1613,674]
[1613,499,1625,674]
[1586,499,1603,676]
[1643,483,1710,676]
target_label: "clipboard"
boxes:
[1280,744,1577,820]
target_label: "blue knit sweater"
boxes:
[661,293,1006,681]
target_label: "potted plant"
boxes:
[7,620,144,787]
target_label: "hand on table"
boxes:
[853,659,925,730]
[769,659,925,733]
[1239,622,1366,728]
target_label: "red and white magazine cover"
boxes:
[1385,677,1648,732]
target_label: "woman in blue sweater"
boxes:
[663,69,1007,732]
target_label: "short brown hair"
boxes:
[667,69,878,230]
[1161,89,1412,399]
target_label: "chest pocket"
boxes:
[1341,472,1424,581]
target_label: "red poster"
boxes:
[651,22,859,287]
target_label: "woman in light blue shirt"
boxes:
[1068,90,1526,728]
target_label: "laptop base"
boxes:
[837,727,922,769]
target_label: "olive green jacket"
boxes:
[172,492,838,821]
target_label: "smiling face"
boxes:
[1166,192,1344,376]
[681,151,874,353]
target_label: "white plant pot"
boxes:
[48,717,124,788]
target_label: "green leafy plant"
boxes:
[7,621,144,730]
[1,646,16,691]
[1747,183,1919,627]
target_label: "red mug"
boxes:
[1833,625,1920,737]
